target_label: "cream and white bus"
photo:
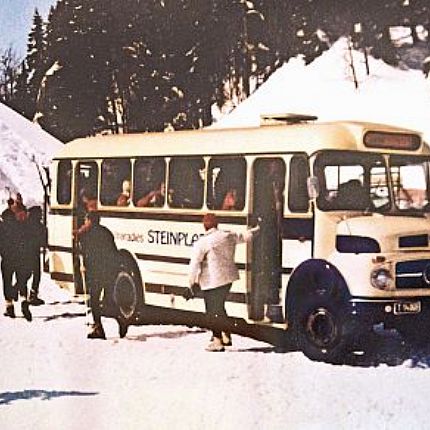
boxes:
[48,116,430,361]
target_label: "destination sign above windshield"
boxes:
[364,131,421,150]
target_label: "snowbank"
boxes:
[214,38,430,141]
[0,103,62,207]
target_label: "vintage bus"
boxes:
[47,116,430,361]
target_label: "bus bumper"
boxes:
[348,297,430,329]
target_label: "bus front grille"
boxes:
[395,259,430,289]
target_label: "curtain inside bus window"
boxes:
[288,155,309,212]
[100,159,131,206]
[169,157,205,209]
[133,157,166,208]
[207,157,246,211]
[57,160,72,205]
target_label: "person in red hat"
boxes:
[188,213,259,351]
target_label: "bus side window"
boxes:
[133,157,166,208]
[76,161,99,214]
[169,157,205,209]
[288,155,310,212]
[57,160,72,205]
[100,159,132,207]
[207,157,246,211]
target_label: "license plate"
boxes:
[394,301,421,315]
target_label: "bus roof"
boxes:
[54,121,427,160]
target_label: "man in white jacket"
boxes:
[189,213,259,351]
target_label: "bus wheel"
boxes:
[113,264,144,322]
[293,295,349,363]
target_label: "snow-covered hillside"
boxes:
[215,38,430,142]
[0,103,62,207]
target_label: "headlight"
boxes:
[370,268,393,290]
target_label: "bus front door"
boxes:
[73,161,99,293]
[249,158,285,322]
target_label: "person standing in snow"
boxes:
[15,205,33,321]
[1,197,15,220]
[0,209,18,317]
[188,213,259,352]
[77,211,122,339]
[14,193,26,212]
[27,206,47,305]
[0,207,32,320]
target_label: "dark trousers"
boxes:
[17,268,31,298]
[203,283,231,339]
[30,255,41,294]
[1,260,15,301]
[87,278,106,325]
[1,260,31,301]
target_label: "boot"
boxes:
[87,323,106,340]
[21,301,32,322]
[265,304,284,323]
[205,337,225,352]
[3,303,15,318]
[221,332,232,347]
[117,318,128,339]
[29,290,45,306]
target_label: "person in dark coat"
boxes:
[15,207,33,321]
[77,212,121,339]
[27,206,48,305]
[1,197,15,219]
[0,207,32,320]
[0,209,18,317]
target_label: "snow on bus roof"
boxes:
[54,120,424,160]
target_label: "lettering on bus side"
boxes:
[113,230,203,246]
[114,232,145,243]
[148,230,202,246]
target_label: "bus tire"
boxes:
[112,257,144,323]
[292,294,350,363]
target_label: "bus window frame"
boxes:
[133,156,167,209]
[206,155,247,212]
[288,153,311,213]
[55,159,73,207]
[313,149,388,213]
[99,158,133,208]
[167,155,206,210]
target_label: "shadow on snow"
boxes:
[0,389,98,406]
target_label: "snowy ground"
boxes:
[1,274,430,430]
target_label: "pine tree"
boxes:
[27,9,47,118]
[0,47,20,104]
[9,61,32,117]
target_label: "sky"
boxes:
[0,0,56,57]
[2,39,430,429]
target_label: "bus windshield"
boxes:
[315,151,430,213]
[390,155,430,212]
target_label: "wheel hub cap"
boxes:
[306,307,337,348]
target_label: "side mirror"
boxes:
[307,176,319,199]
